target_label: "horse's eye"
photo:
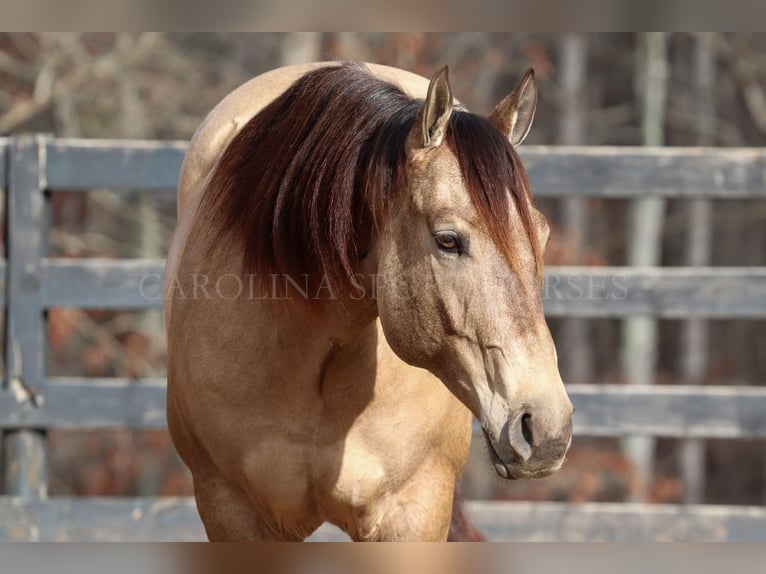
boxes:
[434,231,461,253]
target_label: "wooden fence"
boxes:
[1,135,766,541]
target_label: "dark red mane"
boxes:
[201,63,540,294]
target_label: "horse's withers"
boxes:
[375,67,573,480]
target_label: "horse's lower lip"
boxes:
[482,428,517,480]
[494,463,513,479]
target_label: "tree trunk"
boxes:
[557,34,591,384]
[621,32,669,501]
[115,35,161,325]
[680,32,715,505]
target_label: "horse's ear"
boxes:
[489,68,538,146]
[409,65,454,152]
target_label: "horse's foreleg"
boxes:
[193,470,304,541]
[351,464,457,542]
[447,481,486,541]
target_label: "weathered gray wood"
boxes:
[45,138,186,190]
[40,259,165,308]
[35,139,766,198]
[45,262,766,318]
[5,137,47,387]
[0,496,205,541]
[3,136,49,497]
[0,378,167,429]
[35,261,766,318]
[521,145,766,198]
[567,384,766,438]
[1,380,765,439]
[466,501,766,542]
[543,266,766,318]
[0,494,344,541]
[0,497,764,541]
[1,433,47,499]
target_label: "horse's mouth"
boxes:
[482,428,559,480]
[482,428,516,480]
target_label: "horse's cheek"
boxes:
[377,292,438,369]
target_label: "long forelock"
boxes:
[445,111,542,279]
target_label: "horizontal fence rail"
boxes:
[1,380,765,439]
[32,260,766,319]
[33,138,766,198]
[543,266,766,318]
[522,145,766,198]
[466,501,766,542]
[1,498,764,542]
[40,259,165,308]
[45,139,187,190]
[2,137,766,541]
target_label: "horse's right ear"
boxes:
[408,65,454,153]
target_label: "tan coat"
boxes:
[164,62,572,541]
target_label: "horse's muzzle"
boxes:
[482,407,572,480]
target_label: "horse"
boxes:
[164,61,573,541]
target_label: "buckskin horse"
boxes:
[164,62,573,541]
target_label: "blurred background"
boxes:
[0,32,764,508]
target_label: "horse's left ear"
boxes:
[409,65,454,152]
[489,68,538,146]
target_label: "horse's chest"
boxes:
[240,422,399,515]
[240,436,318,515]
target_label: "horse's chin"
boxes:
[482,429,559,480]
[482,428,515,480]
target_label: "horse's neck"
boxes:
[272,299,380,369]
[242,298,383,411]
[253,253,378,352]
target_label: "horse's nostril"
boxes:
[508,411,534,462]
[521,413,533,446]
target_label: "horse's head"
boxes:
[375,67,573,480]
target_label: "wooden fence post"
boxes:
[2,135,49,498]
